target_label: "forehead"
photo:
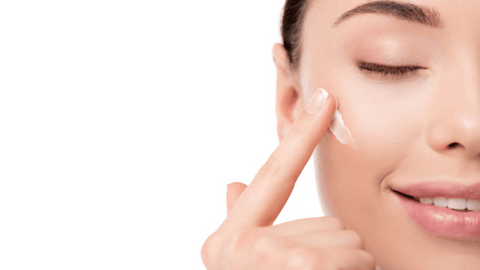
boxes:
[303,0,472,33]
[300,0,476,62]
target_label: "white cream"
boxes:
[328,93,357,149]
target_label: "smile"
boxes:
[394,190,480,212]
[391,182,480,239]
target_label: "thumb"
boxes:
[226,182,248,215]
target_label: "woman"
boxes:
[202,0,480,269]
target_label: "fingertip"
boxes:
[331,92,338,110]
[320,88,337,111]
[313,88,337,115]
[227,182,248,191]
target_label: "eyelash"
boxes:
[355,60,426,79]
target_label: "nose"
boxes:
[426,68,480,160]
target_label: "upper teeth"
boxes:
[417,197,480,211]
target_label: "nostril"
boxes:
[447,142,459,149]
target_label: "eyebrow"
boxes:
[332,0,443,28]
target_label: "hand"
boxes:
[201,89,376,270]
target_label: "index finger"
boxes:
[223,88,338,230]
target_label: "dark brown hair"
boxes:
[281,0,311,70]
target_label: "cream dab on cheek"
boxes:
[326,91,357,149]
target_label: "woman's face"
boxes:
[275,0,480,269]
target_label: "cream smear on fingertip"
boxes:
[320,88,357,149]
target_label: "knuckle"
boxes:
[358,250,376,269]
[201,232,222,268]
[224,228,260,255]
[322,216,345,230]
[343,230,364,249]
[319,250,345,270]
[286,247,320,270]
[251,235,283,266]
[255,158,283,179]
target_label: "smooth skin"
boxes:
[201,87,376,270]
[205,0,480,269]
[275,1,480,269]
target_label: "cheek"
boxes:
[350,93,420,160]
[314,82,427,219]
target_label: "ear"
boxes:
[272,43,304,142]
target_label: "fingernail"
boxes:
[306,88,329,114]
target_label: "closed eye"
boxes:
[355,60,427,79]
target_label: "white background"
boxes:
[0,1,324,269]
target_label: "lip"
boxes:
[393,181,480,200]
[392,186,480,239]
